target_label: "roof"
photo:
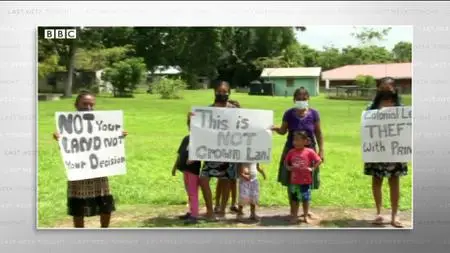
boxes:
[151,66,182,75]
[260,67,322,78]
[321,63,411,81]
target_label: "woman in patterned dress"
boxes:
[187,80,239,220]
[364,84,407,228]
[53,90,128,228]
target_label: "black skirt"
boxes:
[67,195,115,217]
[66,177,116,217]
[200,162,238,180]
[364,162,408,178]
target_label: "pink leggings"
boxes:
[183,171,200,217]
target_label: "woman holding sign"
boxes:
[188,80,240,220]
[53,90,128,228]
[364,89,408,228]
[272,87,324,220]
[367,77,402,109]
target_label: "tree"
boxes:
[177,27,223,88]
[392,41,412,62]
[340,45,393,65]
[75,46,134,71]
[317,46,341,70]
[298,44,319,67]
[281,43,305,67]
[99,27,135,48]
[253,56,289,69]
[351,27,392,46]
[217,27,299,86]
[101,57,147,97]
[131,27,173,73]
[38,54,65,80]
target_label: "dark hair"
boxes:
[213,80,231,94]
[377,77,395,88]
[293,131,309,140]
[370,90,400,110]
[186,112,191,127]
[293,87,309,100]
[74,90,95,106]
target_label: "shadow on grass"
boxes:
[140,216,235,228]
[140,216,183,228]
[257,215,292,227]
[140,214,293,228]
[137,214,388,228]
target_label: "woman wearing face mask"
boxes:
[187,80,240,220]
[272,87,324,220]
[52,90,128,228]
[367,77,402,109]
[364,90,407,227]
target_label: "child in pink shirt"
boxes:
[284,131,322,224]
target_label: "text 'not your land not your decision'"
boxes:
[55,110,127,181]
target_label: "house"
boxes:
[259,67,322,96]
[148,65,182,81]
[321,63,412,94]
[148,65,209,89]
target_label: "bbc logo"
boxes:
[44,29,77,39]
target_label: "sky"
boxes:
[295,26,413,50]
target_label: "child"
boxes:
[364,90,408,228]
[214,164,239,214]
[284,131,322,224]
[236,163,266,221]
[171,122,202,225]
[53,90,128,228]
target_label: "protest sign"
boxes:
[55,110,126,181]
[361,106,412,162]
[189,107,273,163]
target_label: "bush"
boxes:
[153,77,187,99]
[101,57,147,97]
[355,75,376,88]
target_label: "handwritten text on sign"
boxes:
[189,107,273,163]
[55,110,126,181]
[361,106,412,162]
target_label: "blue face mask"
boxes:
[294,101,308,109]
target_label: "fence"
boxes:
[325,86,377,101]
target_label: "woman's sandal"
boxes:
[299,212,317,220]
[372,215,384,225]
[249,214,260,221]
[230,206,239,213]
[391,220,404,228]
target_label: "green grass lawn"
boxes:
[37,90,412,227]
